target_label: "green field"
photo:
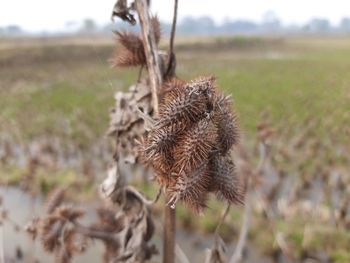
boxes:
[1,35,350,262]
[1,36,349,145]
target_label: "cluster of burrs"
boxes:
[140,76,244,212]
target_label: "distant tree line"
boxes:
[171,15,350,34]
[106,15,350,35]
[2,14,350,36]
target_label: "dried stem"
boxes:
[215,202,231,237]
[230,142,267,263]
[169,0,178,55]
[0,223,4,263]
[168,0,178,69]
[229,191,252,263]
[163,206,176,263]
[135,0,161,114]
[152,186,163,204]
[135,1,175,262]
[175,244,190,263]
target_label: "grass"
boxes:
[1,36,350,146]
[177,39,350,143]
[252,215,350,262]
[0,44,137,144]
[0,164,95,199]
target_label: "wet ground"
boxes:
[0,186,274,263]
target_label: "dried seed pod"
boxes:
[173,118,216,175]
[212,94,239,154]
[63,228,88,255]
[110,15,161,68]
[157,86,208,129]
[55,206,85,221]
[110,47,146,68]
[187,75,216,98]
[116,31,144,55]
[151,151,175,176]
[167,162,210,213]
[209,155,244,205]
[139,75,242,212]
[40,215,64,252]
[45,187,66,214]
[142,125,180,162]
[110,31,146,67]
[154,169,175,187]
[162,77,186,94]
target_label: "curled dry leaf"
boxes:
[111,0,136,25]
[25,164,157,263]
[107,80,153,163]
[99,165,158,262]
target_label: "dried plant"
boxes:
[140,76,244,212]
[111,0,137,25]
[205,237,228,263]
[107,78,153,163]
[25,166,157,263]
[110,16,161,68]
[6,0,348,262]
[45,187,66,213]
[20,1,246,262]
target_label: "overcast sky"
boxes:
[1,0,350,32]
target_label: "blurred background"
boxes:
[0,0,349,262]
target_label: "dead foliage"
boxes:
[25,166,157,263]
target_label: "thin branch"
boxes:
[124,185,154,206]
[152,186,163,204]
[251,141,295,259]
[230,142,267,263]
[229,191,252,263]
[164,0,178,79]
[175,244,190,263]
[255,142,267,174]
[167,0,178,72]
[214,202,230,237]
[137,65,144,83]
[72,221,118,243]
[0,223,5,263]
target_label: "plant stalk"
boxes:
[135,1,175,262]
[135,0,161,113]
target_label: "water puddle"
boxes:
[0,186,272,263]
